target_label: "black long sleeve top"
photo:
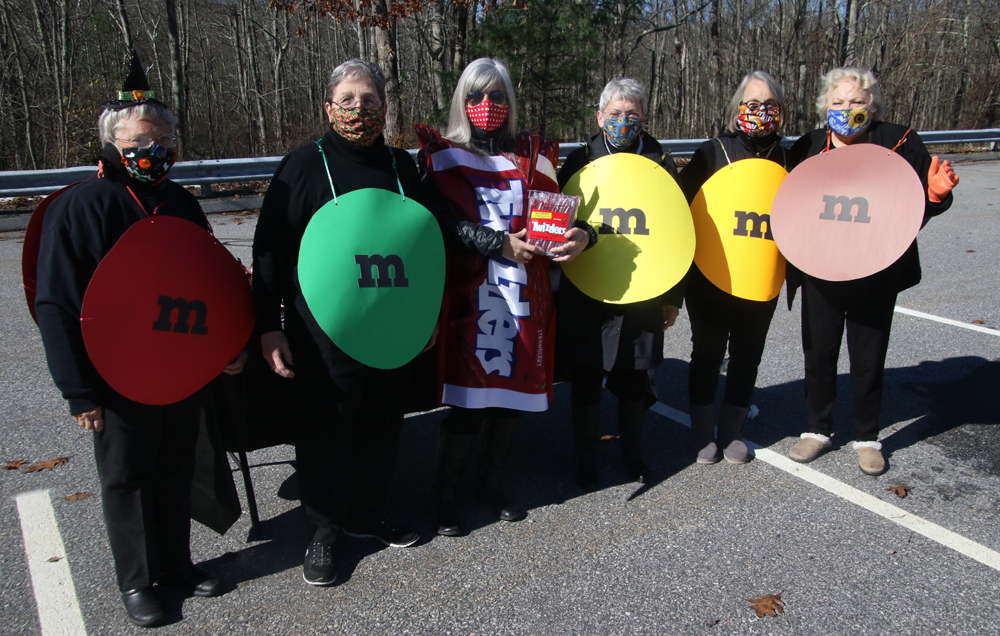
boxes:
[784,121,953,307]
[35,144,210,415]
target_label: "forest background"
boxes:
[1,0,997,171]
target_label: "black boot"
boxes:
[476,413,526,521]
[572,402,600,492]
[619,396,650,483]
[432,414,477,536]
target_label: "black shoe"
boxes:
[158,564,222,598]
[302,542,337,586]
[435,497,463,537]
[476,482,526,522]
[121,588,165,628]
[344,520,419,548]
[577,462,599,493]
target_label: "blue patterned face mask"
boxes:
[602,114,643,148]
[828,107,871,138]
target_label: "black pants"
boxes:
[94,393,201,591]
[293,363,410,531]
[801,277,896,442]
[686,271,778,408]
[571,365,650,408]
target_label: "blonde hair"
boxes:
[815,67,884,119]
[444,58,518,153]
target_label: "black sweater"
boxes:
[35,145,209,415]
[784,121,953,307]
[554,131,683,371]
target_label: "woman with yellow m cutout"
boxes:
[677,70,789,465]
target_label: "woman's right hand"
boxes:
[261,330,295,378]
[502,228,543,263]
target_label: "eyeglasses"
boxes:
[331,96,382,109]
[114,135,177,149]
[466,90,508,106]
[604,110,642,120]
[740,101,778,113]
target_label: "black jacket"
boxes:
[555,131,683,371]
[784,121,953,307]
[677,131,789,204]
[252,128,436,376]
[35,145,210,415]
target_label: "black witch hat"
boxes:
[101,49,163,110]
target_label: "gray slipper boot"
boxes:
[718,402,751,464]
[689,404,719,464]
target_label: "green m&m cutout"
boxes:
[298,188,445,369]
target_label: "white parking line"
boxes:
[649,402,1000,572]
[16,490,88,636]
[894,305,1000,336]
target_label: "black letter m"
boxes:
[152,296,209,335]
[355,254,409,288]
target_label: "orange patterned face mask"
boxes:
[737,103,780,137]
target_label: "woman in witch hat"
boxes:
[34,50,244,627]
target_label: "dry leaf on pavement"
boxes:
[3,460,27,470]
[24,457,69,473]
[64,492,94,502]
[885,485,910,498]
[599,435,620,441]
[748,593,785,618]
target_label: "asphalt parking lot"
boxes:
[1,159,998,635]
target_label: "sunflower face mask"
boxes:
[828,107,871,138]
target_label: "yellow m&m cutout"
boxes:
[690,158,788,301]
[561,153,694,304]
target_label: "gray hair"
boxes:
[444,57,518,152]
[814,66,884,119]
[326,58,387,104]
[98,101,179,145]
[724,71,787,134]
[599,78,647,114]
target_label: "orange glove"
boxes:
[928,155,959,203]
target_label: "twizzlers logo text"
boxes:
[473,177,529,377]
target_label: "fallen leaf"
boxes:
[705,618,721,627]
[599,434,620,441]
[64,492,94,502]
[885,484,910,498]
[747,593,785,618]
[24,457,69,473]
[233,219,244,225]
[966,250,976,253]
[3,460,27,470]
[233,194,241,199]
[887,549,897,554]
[47,556,62,563]
[972,320,985,325]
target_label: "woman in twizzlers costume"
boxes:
[417,57,590,537]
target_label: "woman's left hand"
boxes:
[222,350,249,375]
[928,155,959,203]
[550,227,589,263]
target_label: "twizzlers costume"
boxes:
[416,124,559,412]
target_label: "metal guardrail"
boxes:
[1,129,997,198]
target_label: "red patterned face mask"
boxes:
[330,104,385,146]
[466,99,509,132]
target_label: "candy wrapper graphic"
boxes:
[525,191,580,256]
